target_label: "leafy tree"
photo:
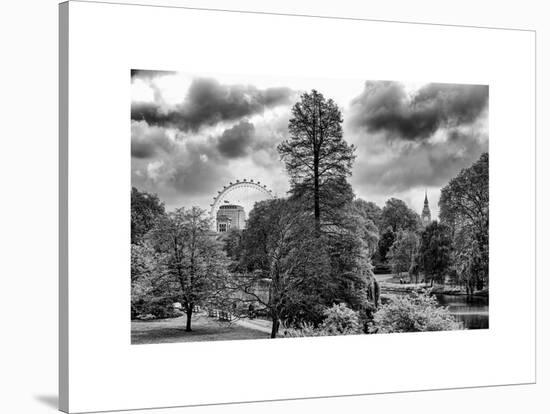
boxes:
[131,187,165,244]
[131,242,181,319]
[369,292,461,333]
[324,211,379,315]
[131,243,156,318]
[354,199,383,230]
[419,222,453,285]
[380,198,421,233]
[377,228,396,263]
[131,243,154,283]
[453,226,486,295]
[219,228,243,262]
[276,91,378,325]
[409,254,422,284]
[342,202,379,258]
[278,90,356,230]
[147,207,229,331]
[236,199,331,337]
[388,230,419,280]
[237,199,379,336]
[439,153,489,289]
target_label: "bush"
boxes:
[369,292,462,333]
[281,303,362,337]
[132,297,183,320]
[282,322,325,338]
[137,314,156,321]
[321,303,361,335]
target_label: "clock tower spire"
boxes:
[421,190,431,225]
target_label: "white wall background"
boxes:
[0,0,548,413]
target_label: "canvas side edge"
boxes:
[59,2,69,413]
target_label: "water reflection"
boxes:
[434,294,489,329]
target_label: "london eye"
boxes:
[209,179,275,231]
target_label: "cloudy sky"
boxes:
[131,70,488,219]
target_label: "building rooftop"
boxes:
[219,204,244,210]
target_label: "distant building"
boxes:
[216,214,232,233]
[421,190,432,226]
[216,204,245,232]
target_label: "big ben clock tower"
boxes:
[421,190,431,226]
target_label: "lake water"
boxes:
[434,294,489,329]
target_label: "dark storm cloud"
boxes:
[131,106,292,211]
[347,81,489,200]
[131,121,175,159]
[131,122,230,207]
[131,78,293,132]
[216,121,255,158]
[351,129,488,195]
[250,112,291,167]
[130,69,176,80]
[131,102,171,126]
[169,142,227,196]
[211,115,289,162]
[131,141,156,159]
[349,81,488,141]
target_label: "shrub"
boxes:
[137,314,156,321]
[281,303,362,337]
[369,292,462,333]
[321,303,361,335]
[132,297,183,320]
[282,322,325,338]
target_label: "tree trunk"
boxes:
[313,165,320,229]
[270,314,280,339]
[373,278,380,309]
[476,276,484,291]
[185,307,193,332]
[312,93,321,230]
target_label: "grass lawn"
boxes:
[131,313,271,344]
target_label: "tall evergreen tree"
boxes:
[278,90,356,230]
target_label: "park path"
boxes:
[232,317,272,334]
[374,273,394,282]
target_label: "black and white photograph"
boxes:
[3,0,545,412]
[130,69,489,344]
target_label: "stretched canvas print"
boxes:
[130,71,489,344]
[60,1,535,412]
